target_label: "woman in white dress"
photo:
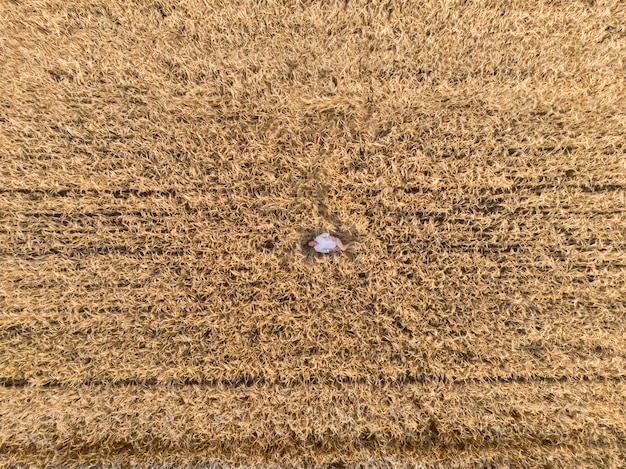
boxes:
[307,233,356,253]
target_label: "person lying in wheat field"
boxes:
[308,233,356,254]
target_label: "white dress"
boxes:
[313,233,336,253]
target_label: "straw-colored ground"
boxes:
[1,0,625,467]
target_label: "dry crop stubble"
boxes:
[1,0,625,467]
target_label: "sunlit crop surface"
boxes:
[1,0,625,467]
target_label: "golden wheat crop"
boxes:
[1,0,625,467]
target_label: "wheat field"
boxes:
[1,0,625,467]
